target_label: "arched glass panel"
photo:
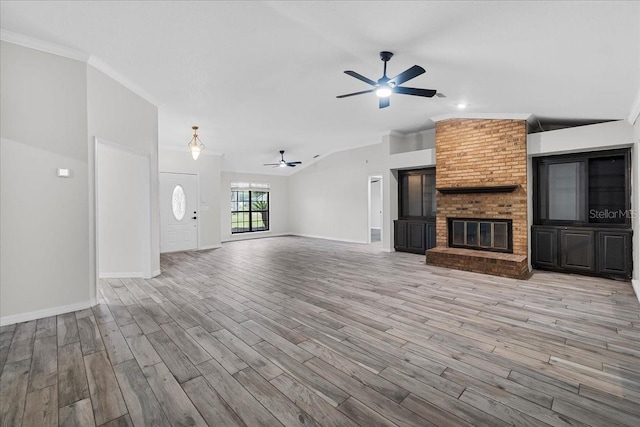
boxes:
[172,185,186,220]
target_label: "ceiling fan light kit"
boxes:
[263,150,302,168]
[337,51,437,108]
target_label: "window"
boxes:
[231,182,270,233]
[399,168,436,219]
[171,185,186,221]
[534,149,630,226]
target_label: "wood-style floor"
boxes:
[2,236,640,427]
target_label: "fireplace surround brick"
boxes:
[426,118,529,279]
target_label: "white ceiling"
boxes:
[2,1,639,174]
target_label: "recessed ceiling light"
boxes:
[456,103,468,109]
[313,154,320,159]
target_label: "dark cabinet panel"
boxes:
[598,231,631,276]
[532,225,631,279]
[408,222,426,252]
[560,230,595,272]
[395,221,407,250]
[532,228,558,268]
[394,220,435,254]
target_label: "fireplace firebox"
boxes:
[448,218,513,253]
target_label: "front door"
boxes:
[160,172,198,253]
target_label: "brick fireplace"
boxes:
[425,118,530,279]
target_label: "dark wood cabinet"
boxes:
[560,229,595,272]
[531,227,558,268]
[532,225,631,279]
[394,220,436,254]
[598,231,632,277]
[395,220,407,249]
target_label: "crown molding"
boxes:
[430,112,533,122]
[1,29,161,107]
[1,29,89,62]
[628,86,640,125]
[87,56,161,107]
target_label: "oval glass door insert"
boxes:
[172,185,186,220]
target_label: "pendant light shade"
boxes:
[187,126,204,160]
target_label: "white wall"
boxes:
[0,41,159,325]
[97,143,149,277]
[528,120,634,156]
[289,144,386,244]
[159,150,222,249]
[87,66,160,278]
[1,41,90,322]
[221,172,290,242]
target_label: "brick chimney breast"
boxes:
[427,118,529,279]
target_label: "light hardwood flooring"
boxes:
[2,235,640,426]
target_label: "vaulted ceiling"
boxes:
[2,1,639,174]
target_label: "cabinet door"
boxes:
[560,229,595,272]
[532,227,558,268]
[394,221,408,250]
[407,222,426,253]
[597,231,631,277]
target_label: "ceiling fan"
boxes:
[264,150,302,168]
[337,51,437,109]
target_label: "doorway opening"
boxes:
[368,176,383,244]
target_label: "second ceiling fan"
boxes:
[337,51,437,109]
[264,150,302,168]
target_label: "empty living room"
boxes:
[1,1,640,426]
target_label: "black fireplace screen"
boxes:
[449,218,513,253]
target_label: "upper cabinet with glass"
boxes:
[534,149,630,227]
[399,168,436,219]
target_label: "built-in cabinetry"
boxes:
[394,168,437,254]
[532,149,632,279]
[394,219,436,254]
[532,226,632,278]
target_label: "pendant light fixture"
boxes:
[187,125,205,160]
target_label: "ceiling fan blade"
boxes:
[286,161,302,165]
[344,70,377,86]
[394,86,437,97]
[336,89,375,98]
[379,97,390,109]
[263,163,280,166]
[389,65,425,86]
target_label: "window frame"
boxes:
[533,148,631,228]
[231,190,270,234]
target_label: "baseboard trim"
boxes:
[291,233,367,244]
[222,232,291,243]
[99,272,144,279]
[0,299,97,326]
[199,244,222,250]
[632,280,640,304]
[151,269,161,278]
